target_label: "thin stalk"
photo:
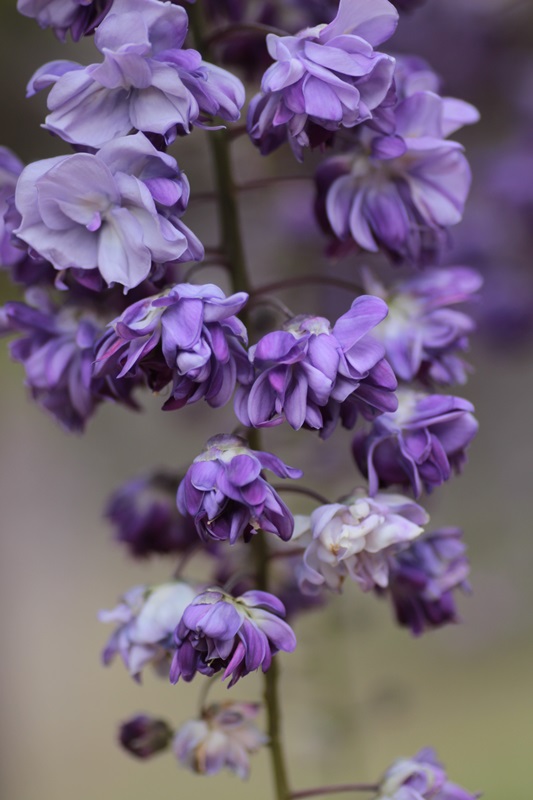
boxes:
[189,6,291,798]
[205,22,289,48]
[182,259,229,282]
[271,484,331,506]
[290,784,379,799]
[237,175,311,193]
[206,130,251,300]
[198,674,220,713]
[252,275,364,297]
[248,294,295,320]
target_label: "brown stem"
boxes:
[271,484,331,506]
[205,22,289,48]
[237,175,311,193]
[248,295,295,319]
[291,784,379,799]
[252,276,364,298]
[182,258,229,282]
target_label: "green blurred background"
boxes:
[0,1,532,798]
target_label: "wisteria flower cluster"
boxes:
[1,0,483,797]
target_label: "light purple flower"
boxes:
[29,0,245,148]
[1,288,137,432]
[105,471,201,558]
[381,528,470,636]
[99,581,197,679]
[178,434,302,544]
[95,283,250,410]
[174,701,267,779]
[365,268,482,385]
[169,588,297,686]
[119,715,174,759]
[17,0,112,41]
[391,55,480,136]
[297,489,429,594]
[353,389,478,497]
[0,147,25,268]
[212,532,328,618]
[14,133,201,290]
[248,0,398,158]
[315,81,478,265]
[235,296,397,434]
[376,747,479,800]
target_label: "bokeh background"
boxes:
[1,1,533,798]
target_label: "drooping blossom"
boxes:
[209,2,282,81]
[315,63,479,265]
[119,715,174,759]
[28,0,245,148]
[381,528,471,636]
[105,471,201,558]
[0,289,137,432]
[99,581,197,679]
[235,296,398,435]
[248,0,398,158]
[353,390,478,497]
[14,133,202,290]
[0,147,25,268]
[178,434,302,544]
[174,702,267,778]
[169,588,297,686]
[95,284,251,410]
[364,268,482,385]
[212,532,327,618]
[17,0,112,41]
[297,489,429,594]
[375,748,479,800]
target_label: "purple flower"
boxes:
[0,147,25,268]
[169,588,297,686]
[178,434,302,544]
[29,0,245,148]
[212,533,327,618]
[17,0,112,41]
[0,148,78,287]
[297,490,429,594]
[95,283,250,410]
[105,471,201,558]
[365,268,482,385]
[99,581,197,679]
[208,2,282,81]
[376,747,479,799]
[315,80,478,265]
[119,715,174,759]
[353,390,478,497]
[235,296,397,434]
[1,289,137,432]
[174,701,267,778]
[382,528,470,636]
[14,133,202,290]
[248,0,398,158]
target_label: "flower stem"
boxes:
[291,785,379,799]
[207,129,251,303]
[189,6,291,798]
[271,484,331,506]
[252,275,364,298]
[205,22,289,48]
